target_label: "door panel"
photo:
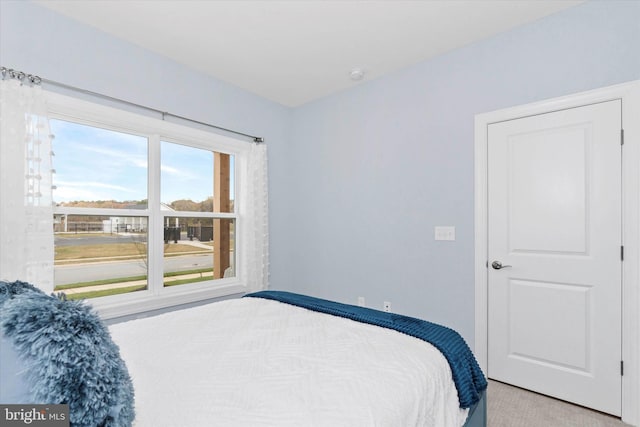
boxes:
[509,126,588,254]
[487,100,621,415]
[508,279,590,371]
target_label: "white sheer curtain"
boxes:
[240,142,269,292]
[0,79,54,292]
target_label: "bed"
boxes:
[0,281,486,426]
[108,291,487,427]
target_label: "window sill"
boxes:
[89,281,248,320]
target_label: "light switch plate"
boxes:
[435,226,455,241]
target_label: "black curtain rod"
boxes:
[0,66,264,143]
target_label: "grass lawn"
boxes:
[66,285,148,300]
[55,268,212,290]
[62,274,213,300]
[54,275,147,290]
[55,233,112,239]
[164,275,212,287]
[55,242,210,262]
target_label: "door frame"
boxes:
[474,80,640,426]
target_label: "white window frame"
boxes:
[46,91,251,319]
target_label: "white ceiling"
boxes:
[36,0,583,107]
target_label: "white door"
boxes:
[487,100,622,415]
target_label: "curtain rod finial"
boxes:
[254,137,265,143]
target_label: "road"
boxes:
[55,234,147,246]
[54,253,213,285]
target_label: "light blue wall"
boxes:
[283,0,640,344]
[2,1,639,344]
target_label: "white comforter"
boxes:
[109,297,468,427]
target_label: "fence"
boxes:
[53,222,104,233]
[187,225,213,242]
[54,221,147,234]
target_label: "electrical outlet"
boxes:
[383,301,391,312]
[357,296,366,307]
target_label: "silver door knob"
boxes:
[491,261,512,270]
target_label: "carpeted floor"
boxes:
[487,379,630,427]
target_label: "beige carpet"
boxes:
[487,380,630,427]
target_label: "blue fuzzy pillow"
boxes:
[0,281,135,427]
[0,281,43,403]
[0,279,43,304]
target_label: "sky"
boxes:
[49,119,234,206]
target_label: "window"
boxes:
[160,141,236,286]
[47,93,257,317]
[51,121,150,299]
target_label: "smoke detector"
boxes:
[349,68,365,81]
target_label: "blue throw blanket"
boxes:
[245,290,487,408]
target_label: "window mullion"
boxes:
[148,134,163,295]
[166,211,236,220]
